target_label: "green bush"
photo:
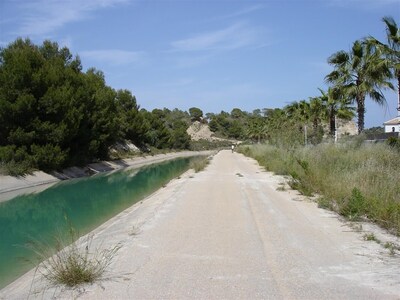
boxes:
[30,144,67,171]
[0,145,34,175]
[387,137,400,150]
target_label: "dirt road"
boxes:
[2,150,400,299]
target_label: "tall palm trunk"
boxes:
[397,72,400,115]
[357,94,365,133]
[329,111,336,137]
[313,118,319,136]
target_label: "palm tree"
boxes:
[309,96,325,133]
[317,88,355,138]
[284,100,311,144]
[366,16,400,114]
[265,108,286,133]
[325,40,393,133]
[308,96,327,144]
[246,117,267,144]
[285,100,311,123]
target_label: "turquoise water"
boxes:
[0,157,197,289]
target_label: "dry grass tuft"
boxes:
[27,224,120,288]
[190,156,211,173]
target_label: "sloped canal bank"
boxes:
[0,155,210,289]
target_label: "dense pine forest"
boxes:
[0,39,194,174]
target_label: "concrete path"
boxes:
[2,150,400,299]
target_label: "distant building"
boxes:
[383,117,400,133]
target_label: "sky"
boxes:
[1,0,400,128]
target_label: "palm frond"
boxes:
[383,16,399,42]
[327,50,348,66]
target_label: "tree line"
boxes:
[1,16,398,174]
[213,16,399,146]
[265,17,399,145]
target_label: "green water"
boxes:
[0,157,197,289]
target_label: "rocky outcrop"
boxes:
[186,121,218,141]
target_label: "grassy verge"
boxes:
[239,142,400,235]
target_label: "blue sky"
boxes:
[1,0,400,128]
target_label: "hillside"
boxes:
[186,121,237,143]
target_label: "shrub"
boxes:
[387,137,400,150]
[30,144,67,171]
[190,156,211,173]
[0,145,34,175]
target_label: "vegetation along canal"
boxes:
[0,156,203,289]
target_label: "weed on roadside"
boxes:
[288,171,313,197]
[27,221,120,288]
[129,225,140,236]
[349,223,363,232]
[363,233,381,244]
[317,197,332,210]
[276,182,286,191]
[190,156,210,173]
[340,188,366,221]
[384,242,399,256]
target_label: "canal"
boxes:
[0,156,202,289]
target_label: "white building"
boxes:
[383,117,400,133]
